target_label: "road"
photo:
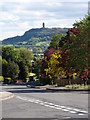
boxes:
[1,85,89,119]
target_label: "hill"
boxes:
[2,27,69,52]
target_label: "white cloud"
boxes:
[0,0,89,3]
[0,11,19,21]
[18,22,30,30]
[42,18,76,28]
[0,31,24,40]
[0,22,5,27]
[0,0,88,40]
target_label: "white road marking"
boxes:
[66,107,72,110]
[73,108,80,112]
[49,105,56,108]
[78,113,85,116]
[69,111,77,114]
[44,102,49,104]
[55,107,62,110]
[48,103,54,105]
[62,109,69,112]
[64,116,71,119]
[44,104,51,107]
[39,102,44,105]
[16,96,88,116]
[60,106,66,108]
[80,111,88,114]
[34,101,39,103]
[54,105,60,107]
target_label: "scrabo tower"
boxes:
[42,22,45,28]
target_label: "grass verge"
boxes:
[65,84,90,90]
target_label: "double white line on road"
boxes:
[17,96,88,116]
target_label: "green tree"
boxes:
[49,34,65,50]
[33,55,42,78]
[19,48,33,62]
[63,15,90,74]
[19,48,34,79]
[2,46,34,82]
[2,46,15,61]
[7,61,20,81]
[18,61,28,81]
[2,59,8,77]
[14,49,21,63]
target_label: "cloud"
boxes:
[1,0,89,3]
[0,11,19,22]
[0,31,24,41]
[18,22,31,30]
[0,0,88,40]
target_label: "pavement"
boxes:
[0,91,14,101]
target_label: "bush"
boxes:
[36,79,41,86]
[65,84,90,89]
[0,76,4,82]
[4,77,11,84]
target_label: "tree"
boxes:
[7,61,20,81]
[63,15,90,75]
[2,46,15,61]
[45,50,66,84]
[19,48,34,62]
[2,59,8,77]
[18,61,29,81]
[17,48,34,80]
[33,55,42,78]
[49,34,66,50]
[2,46,34,82]
[44,48,55,61]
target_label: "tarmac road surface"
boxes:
[1,85,89,119]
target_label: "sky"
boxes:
[0,0,89,41]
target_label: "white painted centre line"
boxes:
[17,96,88,116]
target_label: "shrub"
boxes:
[0,76,4,82]
[4,77,11,84]
[36,79,41,86]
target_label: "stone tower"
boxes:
[42,22,45,28]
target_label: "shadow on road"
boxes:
[6,89,57,93]
[4,86,58,93]
[3,85,90,94]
